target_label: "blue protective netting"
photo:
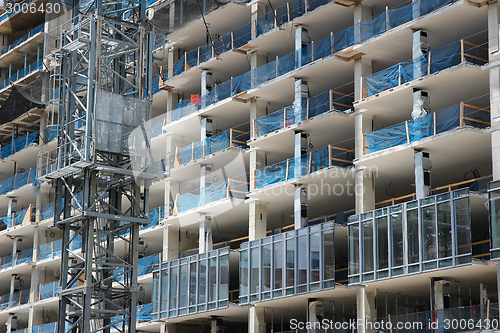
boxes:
[142,207,165,230]
[13,208,28,226]
[365,40,485,97]
[40,280,59,300]
[0,290,29,309]
[32,323,57,333]
[39,239,62,261]
[177,180,233,213]
[171,100,202,122]
[16,249,32,265]
[364,103,487,154]
[138,254,160,276]
[69,233,82,251]
[44,126,58,143]
[137,303,152,322]
[0,132,38,159]
[177,192,199,212]
[0,169,38,196]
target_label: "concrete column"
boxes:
[164,181,171,218]
[412,30,429,82]
[294,185,307,229]
[488,2,500,58]
[356,286,376,333]
[354,112,373,160]
[354,57,373,102]
[249,200,267,241]
[201,117,213,139]
[294,79,309,124]
[200,164,212,189]
[7,198,17,217]
[248,306,266,333]
[354,4,372,44]
[431,278,449,332]
[480,282,488,318]
[295,25,309,67]
[250,99,267,140]
[12,238,21,263]
[308,299,324,324]
[161,323,177,333]
[201,70,213,107]
[414,150,431,200]
[294,131,308,177]
[355,168,375,214]
[199,215,213,254]
[489,3,500,181]
[250,51,267,88]
[250,0,266,39]
[162,226,179,261]
[6,314,17,333]
[211,316,223,333]
[411,89,430,120]
[9,274,16,303]
[167,46,181,80]
[250,149,266,191]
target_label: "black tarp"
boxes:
[0,84,46,125]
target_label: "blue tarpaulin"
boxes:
[0,132,38,159]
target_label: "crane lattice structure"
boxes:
[37,1,160,333]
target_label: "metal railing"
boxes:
[0,23,44,55]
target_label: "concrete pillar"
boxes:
[250,149,266,191]
[12,238,21,263]
[294,185,307,229]
[9,274,16,303]
[6,314,17,333]
[249,200,267,241]
[211,316,223,333]
[248,306,266,333]
[250,99,267,140]
[411,89,430,120]
[161,323,177,333]
[162,226,179,261]
[201,117,213,139]
[355,168,375,214]
[489,3,500,181]
[295,25,309,67]
[294,131,308,177]
[251,0,266,39]
[431,278,449,332]
[354,112,373,160]
[480,282,488,318]
[308,299,324,324]
[167,46,181,80]
[7,198,17,217]
[200,164,212,189]
[354,4,372,44]
[199,215,213,254]
[294,79,309,124]
[201,70,213,107]
[414,150,431,200]
[488,2,500,58]
[356,286,376,333]
[412,30,429,81]
[354,56,373,102]
[250,51,267,88]
[164,181,171,218]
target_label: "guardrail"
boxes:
[0,23,44,55]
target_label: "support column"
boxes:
[201,70,213,107]
[354,4,372,44]
[250,0,266,39]
[167,46,181,80]
[161,323,177,333]
[294,185,307,229]
[248,306,266,333]
[211,316,223,333]
[250,98,267,140]
[355,168,375,215]
[250,149,266,191]
[200,164,212,189]
[356,286,376,333]
[250,51,267,88]
[480,282,488,318]
[7,198,17,217]
[431,278,449,332]
[294,79,309,124]
[414,150,431,200]
[308,299,324,324]
[201,117,213,139]
[249,200,267,241]
[6,314,17,333]
[294,131,308,177]
[412,30,429,83]
[489,3,500,181]
[162,226,179,261]
[199,215,213,254]
[411,89,430,119]
[295,25,309,68]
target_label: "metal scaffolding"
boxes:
[37,1,160,332]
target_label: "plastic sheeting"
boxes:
[171,100,201,122]
[0,289,29,309]
[13,208,28,226]
[0,169,38,196]
[39,239,62,261]
[138,254,160,276]
[0,132,38,159]
[32,323,57,333]
[176,180,237,213]
[142,207,165,230]
[137,303,152,322]
[39,280,59,300]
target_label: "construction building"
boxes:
[0,0,500,332]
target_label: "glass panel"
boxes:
[152,271,159,313]
[169,267,177,309]
[456,197,471,255]
[422,205,436,262]
[189,262,197,306]
[323,229,335,281]
[161,269,169,312]
[274,241,283,290]
[407,209,420,264]
[377,216,388,270]
[240,250,249,297]
[219,254,229,301]
[349,224,359,276]
[179,264,188,308]
[209,257,217,302]
[286,238,295,287]
[199,259,207,304]
[250,247,259,294]
[437,202,452,258]
[298,236,307,286]
[262,244,271,292]
[391,212,403,267]
[310,232,320,283]
[363,220,374,273]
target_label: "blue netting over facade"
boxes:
[0,169,38,196]
[0,132,38,159]
[13,208,29,226]
[39,280,59,300]
[365,40,487,96]
[44,126,58,143]
[138,254,160,276]
[171,100,202,122]
[142,207,165,230]
[365,103,490,154]
[32,323,57,333]
[0,289,29,309]
[137,303,152,322]
[39,239,62,261]
[256,146,354,188]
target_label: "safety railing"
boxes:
[0,169,38,196]
[0,289,29,310]
[174,129,249,166]
[0,132,38,159]
[255,145,354,189]
[142,206,166,230]
[31,323,57,333]
[255,89,353,137]
[172,179,248,214]
[0,58,43,91]
[0,204,36,229]
[0,249,33,270]
[363,102,490,155]
[363,39,488,97]
[39,280,59,300]
[0,23,44,55]
[38,239,62,261]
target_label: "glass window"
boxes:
[199,259,207,304]
[298,236,308,286]
[286,238,295,287]
[323,229,335,281]
[250,247,260,294]
[179,264,188,308]
[349,225,359,276]
[262,244,271,292]
[377,216,388,270]
[421,206,436,262]
[363,220,374,273]
[437,202,452,258]
[219,254,229,301]
[189,262,197,306]
[455,197,471,255]
[152,271,159,313]
[240,250,249,297]
[391,213,403,267]
[407,209,420,264]
[161,269,169,313]
[273,241,283,290]
[209,257,217,302]
[169,266,178,309]
[310,232,320,283]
